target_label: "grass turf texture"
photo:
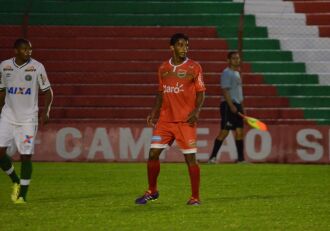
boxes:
[0,163,329,230]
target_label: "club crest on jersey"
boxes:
[8,87,31,95]
[163,82,184,94]
[177,69,187,78]
[25,66,36,72]
[3,65,13,71]
[25,75,32,81]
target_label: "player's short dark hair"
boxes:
[14,38,30,48]
[227,51,239,59]
[170,33,189,46]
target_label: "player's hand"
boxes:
[241,106,246,115]
[187,109,200,126]
[147,110,157,127]
[230,105,238,114]
[39,111,49,127]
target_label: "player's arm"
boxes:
[223,88,237,114]
[221,70,238,114]
[147,65,164,127]
[39,88,53,126]
[187,64,206,125]
[147,92,163,127]
[187,91,205,125]
[240,101,245,114]
[37,64,53,126]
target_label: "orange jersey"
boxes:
[158,58,206,122]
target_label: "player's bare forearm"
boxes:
[147,92,163,127]
[43,88,53,113]
[151,92,163,114]
[40,88,53,126]
[240,102,245,114]
[187,91,205,125]
[195,91,205,112]
[223,89,237,113]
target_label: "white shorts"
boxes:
[0,119,38,155]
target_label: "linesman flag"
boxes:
[239,113,268,131]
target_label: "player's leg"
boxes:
[235,128,244,162]
[208,129,229,162]
[147,148,163,194]
[233,103,245,163]
[0,120,20,201]
[14,124,37,203]
[17,154,32,202]
[0,146,21,202]
[184,154,200,205]
[209,101,233,162]
[176,123,200,205]
[135,122,172,204]
[0,147,20,184]
[135,148,163,205]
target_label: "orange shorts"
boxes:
[150,121,197,154]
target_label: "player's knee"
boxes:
[235,129,244,140]
[148,149,162,160]
[217,130,229,140]
[236,135,244,140]
[185,154,197,166]
[20,154,32,162]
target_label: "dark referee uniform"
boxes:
[220,67,244,130]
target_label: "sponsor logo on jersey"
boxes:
[25,66,36,72]
[7,87,32,95]
[25,75,32,81]
[24,135,33,144]
[177,69,187,78]
[163,82,184,94]
[3,65,13,71]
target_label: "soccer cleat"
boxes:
[14,197,26,204]
[208,157,217,164]
[135,190,159,204]
[11,183,20,202]
[187,197,200,206]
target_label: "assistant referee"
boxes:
[208,51,245,163]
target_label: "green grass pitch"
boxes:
[0,163,329,230]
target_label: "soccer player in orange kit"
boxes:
[135,33,205,206]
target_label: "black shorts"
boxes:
[220,101,244,130]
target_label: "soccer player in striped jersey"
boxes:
[0,38,53,204]
[135,33,205,205]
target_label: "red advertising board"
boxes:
[8,123,330,164]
